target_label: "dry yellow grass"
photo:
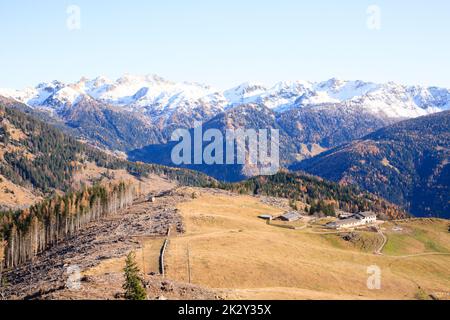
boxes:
[0,174,40,208]
[72,162,137,187]
[73,161,175,195]
[297,143,328,161]
[165,190,450,300]
[1,119,27,141]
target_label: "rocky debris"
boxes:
[160,280,174,292]
[0,188,192,300]
[257,196,291,211]
[33,273,218,301]
[145,276,218,300]
[81,275,94,283]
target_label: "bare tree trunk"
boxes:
[0,238,5,280]
[2,181,137,268]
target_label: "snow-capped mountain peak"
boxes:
[223,82,268,104]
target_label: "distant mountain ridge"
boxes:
[292,111,450,218]
[129,103,397,181]
[1,75,449,183]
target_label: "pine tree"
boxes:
[122,252,147,300]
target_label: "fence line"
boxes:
[187,242,192,284]
[159,226,171,278]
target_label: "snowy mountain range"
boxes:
[1,74,450,121]
[1,74,449,165]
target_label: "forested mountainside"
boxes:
[0,103,217,201]
[0,95,163,152]
[293,111,450,218]
[59,96,165,151]
[223,172,407,220]
[128,103,395,181]
[277,103,397,155]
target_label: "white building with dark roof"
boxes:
[326,212,377,230]
[354,212,377,224]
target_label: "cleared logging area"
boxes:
[84,237,165,278]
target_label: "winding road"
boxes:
[374,227,388,255]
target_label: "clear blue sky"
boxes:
[1,0,449,89]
